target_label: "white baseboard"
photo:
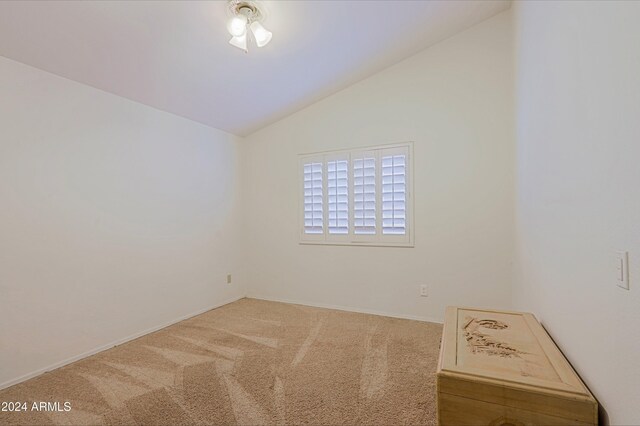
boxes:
[247,294,444,324]
[0,294,246,391]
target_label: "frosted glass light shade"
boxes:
[250,21,272,47]
[227,15,248,37]
[229,33,247,52]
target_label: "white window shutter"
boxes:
[303,161,323,234]
[353,154,376,235]
[300,143,412,246]
[327,159,349,234]
[381,151,407,235]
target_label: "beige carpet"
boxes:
[0,298,443,425]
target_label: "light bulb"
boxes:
[250,21,272,47]
[229,33,248,52]
[227,15,247,37]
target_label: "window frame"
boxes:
[298,142,414,248]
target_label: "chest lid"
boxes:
[438,306,594,400]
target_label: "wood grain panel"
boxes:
[438,393,592,426]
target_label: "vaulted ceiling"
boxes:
[0,1,510,136]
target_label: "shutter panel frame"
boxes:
[378,145,411,244]
[325,153,350,243]
[351,149,379,243]
[299,155,325,242]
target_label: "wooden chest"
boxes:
[437,307,597,425]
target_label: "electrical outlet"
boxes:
[420,285,428,297]
[227,274,232,284]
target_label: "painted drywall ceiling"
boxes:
[0,1,510,136]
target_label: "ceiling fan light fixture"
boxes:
[225,1,272,52]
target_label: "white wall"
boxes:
[513,1,640,424]
[4,5,636,421]
[0,57,245,388]
[241,12,515,322]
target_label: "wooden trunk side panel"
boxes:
[437,374,597,424]
[438,393,593,426]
